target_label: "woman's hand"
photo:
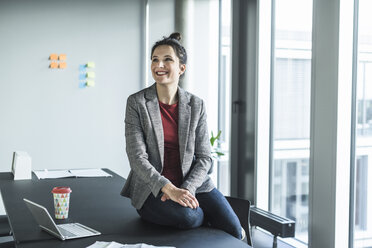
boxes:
[161,183,199,209]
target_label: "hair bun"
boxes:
[169,32,181,41]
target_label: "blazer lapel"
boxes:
[145,84,164,168]
[178,87,191,168]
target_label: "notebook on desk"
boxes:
[23,198,101,240]
[33,168,112,180]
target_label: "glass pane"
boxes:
[216,0,232,195]
[204,0,232,195]
[270,0,313,243]
[353,0,372,247]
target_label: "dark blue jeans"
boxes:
[137,188,242,239]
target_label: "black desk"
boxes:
[0,170,250,248]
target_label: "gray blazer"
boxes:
[120,83,215,209]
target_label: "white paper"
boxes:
[33,170,74,179]
[86,241,175,248]
[86,241,123,248]
[69,168,112,178]
[33,168,112,179]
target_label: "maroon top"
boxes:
[159,101,183,187]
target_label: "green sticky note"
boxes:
[86,80,95,87]
[86,62,95,68]
[86,72,95,78]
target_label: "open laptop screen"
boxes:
[23,198,63,237]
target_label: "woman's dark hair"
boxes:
[150,32,187,65]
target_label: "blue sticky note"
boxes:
[79,74,86,80]
[79,82,86,88]
[79,65,86,71]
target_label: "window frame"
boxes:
[256,0,355,246]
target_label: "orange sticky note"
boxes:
[59,54,66,61]
[58,62,67,69]
[49,54,58,60]
[50,62,58,68]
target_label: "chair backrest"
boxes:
[0,215,11,237]
[225,196,253,246]
[0,215,14,248]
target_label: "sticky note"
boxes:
[86,80,95,87]
[79,74,86,80]
[59,54,66,61]
[86,72,95,78]
[50,62,58,68]
[58,62,67,69]
[79,65,86,71]
[79,82,86,88]
[86,62,95,68]
[49,54,58,60]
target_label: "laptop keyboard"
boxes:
[58,224,94,237]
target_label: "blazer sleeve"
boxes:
[125,95,170,197]
[181,100,213,195]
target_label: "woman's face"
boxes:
[151,45,186,86]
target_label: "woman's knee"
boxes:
[138,197,204,229]
[176,208,204,229]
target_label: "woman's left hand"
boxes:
[161,183,199,209]
[160,193,170,201]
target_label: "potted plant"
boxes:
[210,130,225,159]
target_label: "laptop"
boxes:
[23,198,101,240]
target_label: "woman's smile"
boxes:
[156,70,168,76]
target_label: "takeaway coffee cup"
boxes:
[51,187,72,219]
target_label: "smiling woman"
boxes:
[151,45,186,98]
[120,33,245,240]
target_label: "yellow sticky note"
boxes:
[59,54,66,61]
[50,62,58,68]
[58,62,67,69]
[86,80,95,87]
[49,54,58,60]
[86,62,95,68]
[86,72,95,78]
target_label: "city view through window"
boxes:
[270,0,312,243]
[353,0,372,247]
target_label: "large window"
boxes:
[270,0,312,243]
[353,0,372,247]
[182,0,231,195]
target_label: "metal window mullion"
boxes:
[142,0,149,88]
[309,0,340,246]
[217,0,222,191]
[349,0,360,246]
[268,0,276,213]
[309,0,354,247]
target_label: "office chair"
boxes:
[225,196,253,247]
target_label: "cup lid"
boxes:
[52,187,72,194]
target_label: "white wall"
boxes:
[0,0,144,178]
[0,0,147,214]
